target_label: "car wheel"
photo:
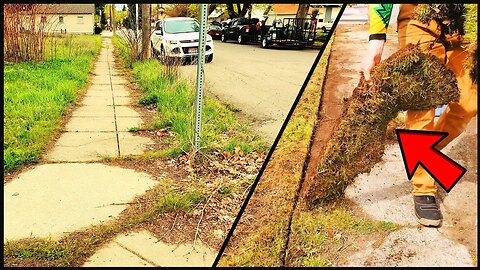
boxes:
[206,54,213,63]
[237,35,243,44]
[221,34,226,42]
[322,26,327,33]
[261,38,269,48]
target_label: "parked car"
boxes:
[317,19,333,33]
[221,17,260,44]
[207,23,222,39]
[151,17,214,63]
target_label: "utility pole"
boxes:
[135,4,139,32]
[194,4,208,149]
[111,3,116,34]
[140,4,151,60]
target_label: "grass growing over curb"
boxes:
[112,35,267,157]
[287,209,398,266]
[3,35,103,173]
[218,39,334,267]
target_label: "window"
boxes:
[59,16,64,24]
[77,16,84,24]
[164,19,199,34]
[155,21,162,31]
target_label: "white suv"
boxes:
[151,17,214,63]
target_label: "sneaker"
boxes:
[413,195,442,227]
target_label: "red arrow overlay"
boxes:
[395,129,467,193]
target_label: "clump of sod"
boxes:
[302,44,460,208]
[413,4,466,35]
[464,4,477,82]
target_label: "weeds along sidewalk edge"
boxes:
[280,36,336,266]
[212,4,347,266]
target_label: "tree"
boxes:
[125,4,141,30]
[95,4,107,26]
[226,3,251,18]
[141,4,151,60]
[296,4,310,19]
[165,4,189,17]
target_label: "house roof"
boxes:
[37,4,95,14]
[270,4,316,15]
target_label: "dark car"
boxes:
[221,17,260,44]
[207,24,222,39]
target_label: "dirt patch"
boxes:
[217,40,332,266]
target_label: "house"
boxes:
[208,6,227,23]
[310,4,342,24]
[267,4,342,25]
[208,5,267,23]
[31,4,95,34]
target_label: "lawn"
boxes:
[112,35,268,157]
[4,34,103,173]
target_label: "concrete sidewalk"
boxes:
[4,37,216,267]
[47,38,151,162]
[5,38,155,242]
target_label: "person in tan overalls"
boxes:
[359,4,477,227]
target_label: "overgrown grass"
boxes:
[288,209,399,266]
[112,35,267,158]
[3,34,103,173]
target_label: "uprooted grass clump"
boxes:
[303,44,460,207]
[413,4,466,36]
[464,4,477,81]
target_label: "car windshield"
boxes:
[164,20,199,34]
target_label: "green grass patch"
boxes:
[155,190,206,213]
[289,208,399,266]
[3,35,103,173]
[112,35,268,157]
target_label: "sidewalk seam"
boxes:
[114,241,160,267]
[106,42,121,157]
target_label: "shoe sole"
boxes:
[415,213,441,227]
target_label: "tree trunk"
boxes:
[226,4,238,18]
[208,4,217,15]
[111,3,116,34]
[141,4,151,60]
[238,3,251,17]
[296,4,309,19]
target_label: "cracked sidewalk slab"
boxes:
[345,118,477,266]
[84,230,216,267]
[347,227,474,267]
[4,163,157,242]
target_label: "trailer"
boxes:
[259,17,317,49]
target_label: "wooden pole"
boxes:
[141,4,151,60]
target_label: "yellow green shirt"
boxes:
[369,4,394,41]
